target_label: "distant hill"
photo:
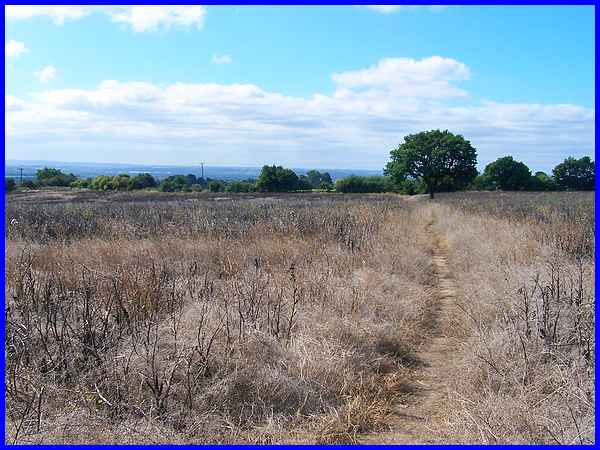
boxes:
[5,160,382,182]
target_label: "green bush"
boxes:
[225,181,256,192]
[70,178,91,188]
[36,167,77,187]
[208,180,226,192]
[335,176,394,193]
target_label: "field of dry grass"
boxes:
[433,191,594,444]
[4,190,594,444]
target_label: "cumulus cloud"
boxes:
[108,6,206,32]
[35,66,57,83]
[5,40,28,57]
[5,56,594,170]
[332,56,470,99]
[212,54,233,65]
[5,6,206,32]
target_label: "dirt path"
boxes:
[360,213,462,444]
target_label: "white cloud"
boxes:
[332,56,470,99]
[212,54,233,65]
[5,6,91,24]
[5,56,594,170]
[364,6,447,14]
[35,66,57,83]
[108,6,206,32]
[5,6,206,32]
[5,40,28,57]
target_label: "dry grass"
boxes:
[5,193,435,443]
[433,192,594,444]
[4,190,594,444]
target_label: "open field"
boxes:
[4,190,594,444]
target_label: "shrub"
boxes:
[335,176,394,193]
[36,167,77,187]
[208,180,226,192]
[128,173,157,190]
[70,178,91,189]
[225,181,256,193]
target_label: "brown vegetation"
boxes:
[5,193,435,443]
[4,190,594,443]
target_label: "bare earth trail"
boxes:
[361,210,463,444]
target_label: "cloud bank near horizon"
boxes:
[5,56,594,171]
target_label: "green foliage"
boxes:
[36,167,65,180]
[5,177,16,193]
[552,156,595,191]
[256,165,300,192]
[318,181,334,191]
[108,174,131,191]
[528,171,557,191]
[190,184,203,192]
[159,175,191,192]
[90,176,111,191]
[304,170,333,188]
[70,178,91,189]
[385,130,477,198]
[35,167,77,187]
[483,156,532,191]
[208,180,226,192]
[225,180,256,192]
[470,174,492,191]
[129,173,157,190]
[335,175,394,193]
[397,177,426,195]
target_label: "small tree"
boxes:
[385,130,477,198]
[483,156,532,191]
[553,156,595,191]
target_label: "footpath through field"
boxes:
[360,206,462,444]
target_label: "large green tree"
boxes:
[482,156,532,191]
[385,130,477,198]
[552,156,595,191]
[256,165,300,192]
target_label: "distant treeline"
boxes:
[5,156,594,195]
[5,130,595,195]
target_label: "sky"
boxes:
[4,5,595,171]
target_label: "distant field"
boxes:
[4,190,594,444]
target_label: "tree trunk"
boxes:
[429,191,434,199]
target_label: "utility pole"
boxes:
[18,168,23,185]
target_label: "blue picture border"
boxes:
[1,1,597,448]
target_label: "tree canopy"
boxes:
[482,156,532,191]
[552,156,595,191]
[256,165,300,192]
[385,130,477,198]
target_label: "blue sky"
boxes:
[5,5,595,171]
